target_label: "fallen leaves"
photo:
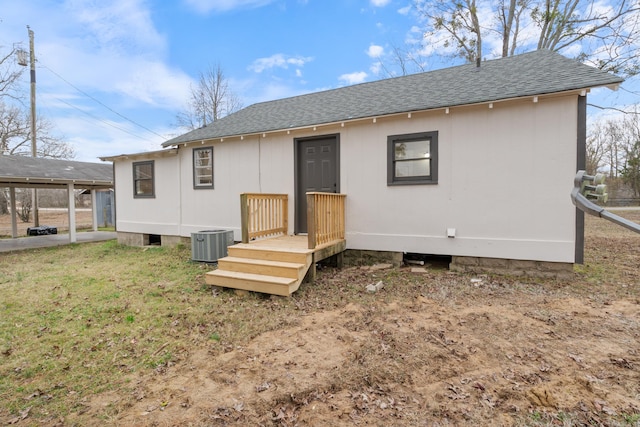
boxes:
[446,383,470,400]
[255,381,272,393]
[209,402,245,423]
[3,212,640,426]
[609,357,634,369]
[7,407,31,425]
[526,387,558,408]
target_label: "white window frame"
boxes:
[193,147,214,189]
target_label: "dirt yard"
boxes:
[69,212,639,427]
[0,209,93,237]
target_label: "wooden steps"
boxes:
[218,257,305,279]
[207,270,298,296]
[205,242,313,296]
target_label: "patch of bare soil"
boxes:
[69,211,640,426]
[84,294,640,426]
[0,210,93,237]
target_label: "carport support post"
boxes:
[91,190,98,231]
[9,187,18,238]
[67,183,77,243]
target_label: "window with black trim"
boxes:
[387,131,438,185]
[133,161,155,198]
[193,147,214,189]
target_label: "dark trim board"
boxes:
[575,95,586,264]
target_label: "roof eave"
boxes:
[161,86,611,147]
[1,177,114,188]
[100,148,179,162]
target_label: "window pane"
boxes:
[196,157,209,167]
[196,165,212,174]
[135,163,153,179]
[195,149,211,166]
[194,148,214,187]
[387,131,438,186]
[136,179,153,195]
[395,140,430,160]
[197,175,212,185]
[395,159,430,178]
[133,161,154,197]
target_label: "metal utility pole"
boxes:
[28,25,39,226]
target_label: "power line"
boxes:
[39,63,167,139]
[588,103,640,115]
[620,86,640,97]
[49,95,160,142]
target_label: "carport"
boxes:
[0,155,113,243]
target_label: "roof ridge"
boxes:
[162,50,623,147]
[247,49,557,107]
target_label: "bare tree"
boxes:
[622,146,640,197]
[419,0,485,63]
[380,45,429,77]
[586,120,608,175]
[175,64,243,131]
[0,102,28,155]
[0,101,74,158]
[588,117,630,178]
[0,46,25,101]
[0,46,75,216]
[617,111,640,197]
[605,120,628,178]
[0,100,75,215]
[587,108,640,202]
[1,45,76,159]
[413,0,640,76]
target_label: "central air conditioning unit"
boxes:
[191,230,234,262]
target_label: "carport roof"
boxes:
[0,155,113,189]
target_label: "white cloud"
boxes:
[249,54,314,73]
[370,62,383,75]
[398,5,411,15]
[183,0,274,14]
[0,0,194,160]
[70,0,166,55]
[30,0,189,110]
[339,72,368,85]
[367,44,384,58]
[370,0,391,6]
[61,117,164,161]
[115,60,193,108]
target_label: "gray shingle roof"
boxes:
[163,49,623,147]
[0,155,113,188]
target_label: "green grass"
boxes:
[0,241,299,422]
[1,214,639,425]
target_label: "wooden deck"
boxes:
[205,235,346,296]
[206,192,346,296]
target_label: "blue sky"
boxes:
[1,0,637,162]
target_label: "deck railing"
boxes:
[240,193,288,243]
[307,192,346,249]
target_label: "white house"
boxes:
[101,50,622,288]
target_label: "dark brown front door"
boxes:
[295,135,340,234]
